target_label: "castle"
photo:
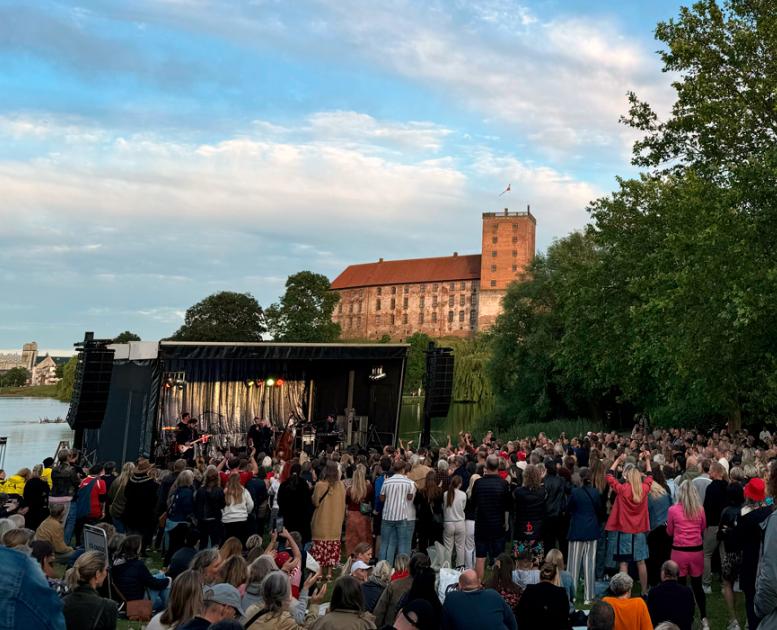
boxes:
[0,342,63,385]
[330,208,536,339]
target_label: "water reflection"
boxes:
[0,398,72,473]
[399,398,493,446]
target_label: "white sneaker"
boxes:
[727,620,741,630]
[702,584,712,595]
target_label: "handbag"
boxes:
[437,563,462,602]
[112,580,153,622]
[359,501,372,515]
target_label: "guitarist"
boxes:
[175,413,200,464]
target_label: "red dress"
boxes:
[344,481,373,556]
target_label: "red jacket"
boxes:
[605,472,652,534]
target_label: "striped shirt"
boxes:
[380,474,416,521]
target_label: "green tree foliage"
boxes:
[0,366,29,387]
[55,356,78,402]
[403,332,431,393]
[265,271,341,342]
[171,292,266,342]
[450,335,494,403]
[490,0,777,430]
[113,331,141,343]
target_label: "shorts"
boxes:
[475,536,506,561]
[608,530,649,563]
[671,549,704,577]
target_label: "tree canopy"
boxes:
[489,0,777,430]
[265,271,341,342]
[0,366,29,387]
[170,291,266,342]
[113,331,141,343]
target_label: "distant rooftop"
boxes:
[331,253,481,290]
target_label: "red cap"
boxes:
[516,452,526,462]
[744,477,766,502]
[275,551,291,569]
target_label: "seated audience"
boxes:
[362,560,392,613]
[310,575,376,630]
[147,569,204,630]
[244,570,323,629]
[485,553,524,616]
[112,535,171,612]
[177,584,244,630]
[647,560,695,630]
[515,562,571,629]
[602,572,653,630]
[441,569,518,630]
[587,600,615,630]
[62,551,118,630]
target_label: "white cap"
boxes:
[350,560,373,574]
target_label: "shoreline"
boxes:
[0,385,64,400]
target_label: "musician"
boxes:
[175,414,199,464]
[246,417,273,456]
[316,414,341,450]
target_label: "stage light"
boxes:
[369,366,387,381]
[245,379,254,388]
[255,379,263,387]
[265,378,275,387]
[275,378,285,387]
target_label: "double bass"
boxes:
[274,413,296,459]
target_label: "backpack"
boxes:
[75,477,98,519]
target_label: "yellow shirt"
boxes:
[42,467,53,488]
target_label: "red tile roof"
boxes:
[331,254,481,290]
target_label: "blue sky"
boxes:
[0,0,685,351]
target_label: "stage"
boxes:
[80,340,408,464]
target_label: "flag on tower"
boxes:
[499,183,511,196]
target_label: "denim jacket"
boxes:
[0,547,65,630]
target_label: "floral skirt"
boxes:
[311,539,341,568]
[345,511,372,557]
[512,539,544,566]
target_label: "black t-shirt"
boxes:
[175,422,195,445]
[471,474,511,539]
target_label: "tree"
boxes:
[171,292,266,342]
[113,331,141,343]
[0,366,29,387]
[265,271,340,342]
[403,332,431,393]
[55,356,78,402]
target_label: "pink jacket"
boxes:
[666,503,706,548]
[605,472,653,534]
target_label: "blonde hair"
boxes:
[545,548,565,587]
[372,560,392,584]
[66,551,107,589]
[15,468,31,480]
[169,470,195,505]
[350,464,368,503]
[624,465,644,503]
[677,480,703,519]
[649,480,667,498]
[224,473,244,505]
[32,464,43,479]
[466,474,481,498]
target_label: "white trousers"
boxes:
[464,519,475,569]
[444,520,467,567]
[568,539,597,602]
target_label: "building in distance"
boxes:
[331,208,536,339]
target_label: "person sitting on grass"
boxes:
[602,572,653,630]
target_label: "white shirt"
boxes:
[443,489,467,522]
[222,487,254,523]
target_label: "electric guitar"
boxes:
[176,434,211,454]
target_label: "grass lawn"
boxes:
[0,384,60,398]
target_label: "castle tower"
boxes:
[477,207,536,330]
[21,342,38,373]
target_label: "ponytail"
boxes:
[66,551,107,589]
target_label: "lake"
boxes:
[0,398,72,474]
[398,398,493,446]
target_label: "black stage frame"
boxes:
[81,341,408,464]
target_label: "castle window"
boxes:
[432,296,438,307]
[391,286,397,295]
[338,303,342,314]
[490,280,497,287]
[460,294,465,306]
[403,297,408,309]
[420,296,425,308]
[390,298,396,310]
[490,264,496,272]
[491,251,497,257]
[404,285,409,294]
[449,282,455,291]
[512,250,517,257]
[448,310,454,323]
[349,303,353,314]
[459,310,465,322]
[512,236,518,243]
[512,264,518,272]
[390,314,395,325]
[377,287,382,296]
[402,313,408,324]
[357,302,362,313]
[432,312,437,323]
[470,310,477,323]
[492,236,498,244]
[513,224,518,230]
[460,281,466,290]
[432,283,439,292]
[420,283,426,293]
[376,299,381,311]
[348,316,353,328]
[448,295,454,307]
[376,314,382,326]
[419,312,424,324]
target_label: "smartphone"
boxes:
[275,516,284,533]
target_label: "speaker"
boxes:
[67,337,115,430]
[424,346,454,418]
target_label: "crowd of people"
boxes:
[1,422,777,629]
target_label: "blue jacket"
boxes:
[168,486,195,522]
[567,486,602,541]
[0,547,65,630]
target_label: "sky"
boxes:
[0,0,686,351]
